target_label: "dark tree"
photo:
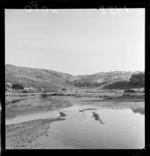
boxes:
[12,83,24,90]
[129,72,144,86]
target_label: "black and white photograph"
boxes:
[5,8,145,149]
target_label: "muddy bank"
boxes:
[6,118,65,149]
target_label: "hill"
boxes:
[104,72,145,89]
[73,71,138,88]
[5,64,75,92]
[5,64,143,91]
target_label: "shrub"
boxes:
[22,90,28,93]
[40,93,51,99]
[12,83,24,90]
[129,72,144,86]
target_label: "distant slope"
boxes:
[72,71,139,88]
[5,64,75,91]
[5,64,143,91]
[104,72,145,89]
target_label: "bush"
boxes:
[12,83,24,90]
[40,93,51,99]
[22,90,28,93]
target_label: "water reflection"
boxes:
[6,104,145,149]
[132,108,145,115]
[47,107,144,149]
[42,106,144,149]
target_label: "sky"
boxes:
[5,9,145,75]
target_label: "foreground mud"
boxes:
[6,118,65,149]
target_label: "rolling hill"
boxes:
[5,64,75,91]
[73,71,135,88]
[5,64,143,91]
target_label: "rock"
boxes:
[79,110,84,112]
[59,112,67,117]
[92,112,104,124]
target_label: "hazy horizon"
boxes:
[5,9,145,75]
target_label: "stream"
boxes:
[6,104,145,149]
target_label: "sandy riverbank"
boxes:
[6,118,65,149]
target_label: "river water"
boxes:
[6,104,145,149]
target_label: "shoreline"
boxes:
[6,117,65,149]
[5,94,145,149]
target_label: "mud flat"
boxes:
[6,118,65,149]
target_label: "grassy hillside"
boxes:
[5,64,75,91]
[104,72,145,89]
[73,71,137,88]
[5,64,143,91]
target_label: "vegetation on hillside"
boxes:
[5,64,74,92]
[12,83,25,90]
[73,81,107,88]
[5,64,144,91]
[72,71,134,88]
[104,72,144,89]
